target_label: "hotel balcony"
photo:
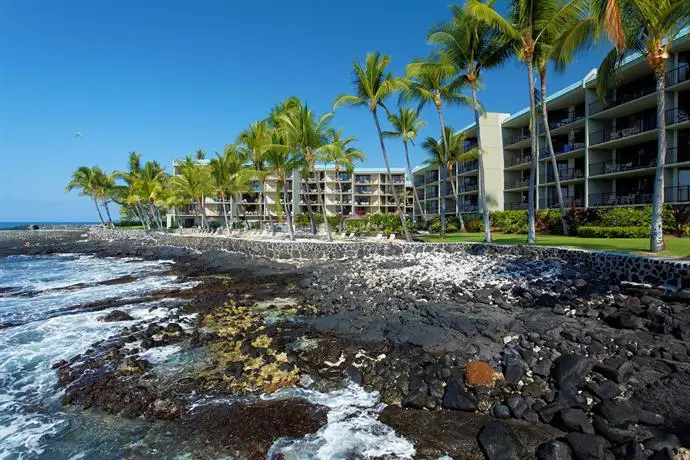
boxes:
[666,107,690,127]
[589,81,657,118]
[546,114,585,135]
[589,159,656,177]
[665,185,690,203]
[589,115,657,147]
[539,196,585,209]
[667,145,690,165]
[540,167,585,184]
[459,204,479,213]
[503,132,531,148]
[354,186,374,194]
[504,177,530,191]
[458,160,479,174]
[354,175,374,184]
[588,192,653,207]
[459,183,479,193]
[539,142,586,160]
[504,154,533,169]
[665,63,690,89]
[505,201,529,210]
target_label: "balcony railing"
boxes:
[539,142,586,158]
[425,174,439,183]
[665,107,689,125]
[504,178,530,189]
[503,133,530,147]
[548,114,584,130]
[589,83,656,115]
[589,159,656,176]
[459,160,479,174]
[460,183,479,193]
[667,145,690,164]
[539,196,585,209]
[540,168,584,183]
[506,201,529,210]
[459,204,479,213]
[354,187,373,194]
[589,116,657,145]
[588,192,653,207]
[505,154,532,168]
[666,63,689,87]
[665,185,690,203]
[413,179,425,188]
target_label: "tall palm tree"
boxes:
[428,3,512,242]
[383,107,427,219]
[321,129,366,234]
[237,121,272,227]
[91,168,116,228]
[265,129,298,240]
[114,152,151,229]
[138,161,168,229]
[210,145,256,232]
[276,102,335,241]
[65,166,107,227]
[173,157,213,228]
[333,52,412,242]
[596,0,690,252]
[403,54,474,238]
[467,0,588,243]
[195,148,206,160]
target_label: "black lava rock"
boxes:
[442,379,478,411]
[477,421,518,460]
[559,408,594,434]
[101,310,134,322]
[492,404,511,419]
[566,432,606,460]
[552,354,591,390]
[402,391,427,409]
[506,395,528,419]
[594,359,634,384]
[585,379,621,401]
[503,356,525,385]
[591,415,635,444]
[536,440,573,460]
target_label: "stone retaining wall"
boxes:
[89,229,690,287]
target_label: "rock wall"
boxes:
[89,229,690,288]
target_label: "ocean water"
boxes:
[0,222,98,229]
[0,254,195,458]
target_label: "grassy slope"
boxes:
[418,232,690,259]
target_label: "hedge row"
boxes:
[577,226,651,238]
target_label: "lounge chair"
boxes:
[388,234,396,240]
[375,233,383,240]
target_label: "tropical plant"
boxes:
[137,161,168,229]
[595,0,690,252]
[65,166,108,227]
[383,107,427,219]
[467,0,589,243]
[172,157,213,228]
[428,2,512,242]
[264,128,298,240]
[209,145,258,232]
[333,52,413,242]
[113,152,151,229]
[320,129,366,233]
[92,168,116,228]
[403,54,473,238]
[237,121,273,227]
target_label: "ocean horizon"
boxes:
[0,221,99,229]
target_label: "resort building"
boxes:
[411,112,508,220]
[168,163,413,228]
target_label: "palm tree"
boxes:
[195,148,206,160]
[91,168,116,228]
[209,145,255,232]
[65,166,107,227]
[114,152,151,229]
[403,54,474,238]
[428,3,512,242]
[467,0,588,243]
[321,129,366,234]
[237,121,272,227]
[138,161,168,229]
[276,102,335,241]
[173,157,213,228]
[595,0,690,252]
[383,107,427,219]
[333,52,412,242]
[265,129,298,240]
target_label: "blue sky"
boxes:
[0,0,610,221]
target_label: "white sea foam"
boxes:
[265,382,416,460]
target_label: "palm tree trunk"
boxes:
[302,179,317,234]
[199,196,209,229]
[540,72,570,236]
[312,167,332,241]
[282,179,295,241]
[336,167,345,235]
[526,60,538,244]
[102,199,114,228]
[136,202,150,229]
[448,168,466,232]
[436,104,449,239]
[92,195,106,227]
[372,109,412,242]
[403,140,426,219]
[220,192,230,233]
[471,83,492,243]
[650,72,667,252]
[261,180,274,229]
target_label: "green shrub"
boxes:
[597,207,651,227]
[536,209,564,234]
[209,221,221,230]
[428,217,441,234]
[326,216,340,231]
[465,219,483,233]
[490,210,528,234]
[577,226,651,238]
[344,220,367,233]
[565,208,591,235]
[668,205,690,236]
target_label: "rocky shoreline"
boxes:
[1,231,689,459]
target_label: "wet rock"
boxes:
[536,440,573,460]
[538,403,563,424]
[150,398,182,420]
[559,408,594,434]
[442,379,478,411]
[506,395,528,419]
[493,404,511,419]
[165,322,184,334]
[402,391,427,409]
[503,356,525,385]
[478,421,518,460]
[51,359,68,369]
[552,354,591,390]
[595,401,638,426]
[101,310,134,322]
[644,434,680,452]
[594,359,634,384]
[585,379,621,401]
[591,415,635,444]
[566,432,606,460]
[345,365,363,385]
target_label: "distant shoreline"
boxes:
[0,222,99,230]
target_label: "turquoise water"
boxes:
[0,222,98,229]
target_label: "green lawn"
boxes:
[418,232,690,259]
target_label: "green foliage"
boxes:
[565,207,592,235]
[343,213,413,234]
[344,219,367,233]
[597,207,651,227]
[209,221,221,230]
[428,217,442,234]
[669,205,690,236]
[490,210,528,234]
[327,216,340,231]
[578,226,651,239]
[536,210,563,234]
[465,219,483,233]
